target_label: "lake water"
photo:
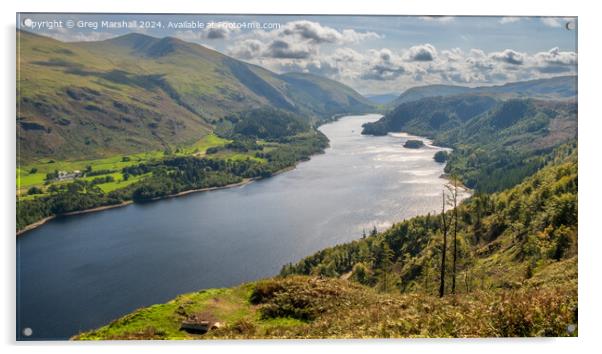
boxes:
[16,114,465,340]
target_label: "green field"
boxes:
[17,133,230,198]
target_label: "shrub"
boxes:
[27,186,43,195]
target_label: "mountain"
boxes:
[17,31,374,162]
[279,72,375,118]
[388,76,577,109]
[390,85,473,107]
[365,93,400,105]
[363,94,577,192]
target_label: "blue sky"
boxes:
[18,14,577,94]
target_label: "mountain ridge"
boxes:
[389,75,576,108]
[17,30,374,163]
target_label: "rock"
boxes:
[180,320,211,334]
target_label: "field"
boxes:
[17,133,231,198]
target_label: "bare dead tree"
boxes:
[439,190,449,298]
[446,177,459,295]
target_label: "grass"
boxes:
[185,134,231,155]
[94,173,149,194]
[74,281,309,340]
[211,151,266,163]
[17,133,229,198]
[75,268,577,340]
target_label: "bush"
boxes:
[403,140,424,149]
[250,280,286,305]
[27,186,43,195]
[206,147,220,154]
[433,151,449,163]
[490,287,577,336]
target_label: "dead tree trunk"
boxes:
[451,178,459,295]
[439,191,448,298]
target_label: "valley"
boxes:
[16,28,578,341]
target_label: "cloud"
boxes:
[220,20,576,93]
[441,48,463,62]
[489,49,525,65]
[500,17,522,24]
[239,40,575,92]
[279,20,380,44]
[280,20,342,43]
[540,17,575,28]
[205,27,234,39]
[405,44,437,61]
[227,20,381,62]
[535,47,577,65]
[174,22,240,43]
[533,47,577,73]
[465,51,494,71]
[228,39,264,59]
[267,39,314,59]
[341,29,381,43]
[361,49,405,81]
[419,16,455,23]
[541,17,562,27]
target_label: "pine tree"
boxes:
[380,242,395,292]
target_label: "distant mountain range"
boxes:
[388,75,576,108]
[365,93,400,105]
[17,31,374,162]
[17,30,576,163]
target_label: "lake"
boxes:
[16,114,466,340]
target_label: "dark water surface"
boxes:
[17,114,464,340]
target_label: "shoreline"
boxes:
[16,163,301,237]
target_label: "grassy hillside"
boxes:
[17,30,373,163]
[17,31,213,162]
[363,95,577,192]
[74,145,577,340]
[75,271,576,339]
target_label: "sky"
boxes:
[17,14,577,95]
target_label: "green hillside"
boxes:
[282,147,577,291]
[76,148,577,339]
[17,30,373,163]
[363,95,577,192]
